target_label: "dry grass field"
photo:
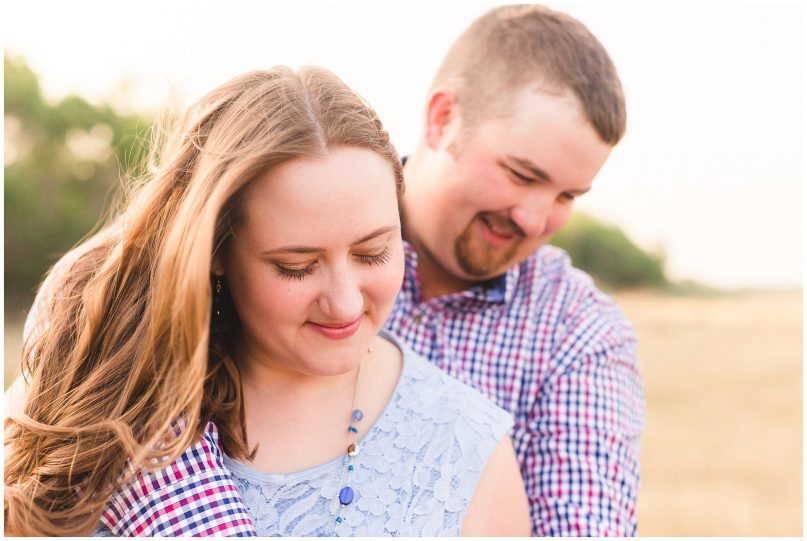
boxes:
[4,289,802,535]
[613,290,803,536]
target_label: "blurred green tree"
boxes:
[5,55,151,311]
[551,212,668,289]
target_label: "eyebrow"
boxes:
[506,156,551,182]
[505,155,591,196]
[261,225,399,256]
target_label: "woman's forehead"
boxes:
[238,148,400,246]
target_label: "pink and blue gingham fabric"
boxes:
[384,242,645,536]
[98,422,256,536]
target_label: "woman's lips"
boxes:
[306,316,363,340]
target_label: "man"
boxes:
[384,4,645,536]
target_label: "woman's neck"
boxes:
[234,335,402,474]
[240,356,360,406]
[235,337,374,407]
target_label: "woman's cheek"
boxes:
[374,248,406,309]
[236,266,299,323]
[261,274,314,313]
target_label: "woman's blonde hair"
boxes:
[4,66,404,536]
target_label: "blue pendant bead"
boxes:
[331,372,365,534]
[339,486,354,506]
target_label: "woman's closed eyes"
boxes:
[273,246,392,281]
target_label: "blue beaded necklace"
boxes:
[327,345,371,535]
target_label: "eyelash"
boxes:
[508,167,576,202]
[275,265,315,281]
[508,168,536,185]
[356,247,391,266]
[274,247,392,281]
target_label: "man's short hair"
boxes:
[431,4,626,145]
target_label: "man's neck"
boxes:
[418,262,474,302]
[401,150,475,301]
[402,230,474,302]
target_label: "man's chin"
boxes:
[455,243,515,277]
[455,255,512,281]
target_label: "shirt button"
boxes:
[413,314,423,325]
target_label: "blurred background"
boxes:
[4,0,802,535]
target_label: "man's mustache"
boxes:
[479,212,526,239]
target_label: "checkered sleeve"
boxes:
[99,422,256,536]
[525,303,645,536]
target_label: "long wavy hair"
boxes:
[4,66,404,536]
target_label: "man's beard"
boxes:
[453,213,523,277]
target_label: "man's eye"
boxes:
[274,264,316,280]
[560,192,576,202]
[355,247,391,266]
[509,168,537,185]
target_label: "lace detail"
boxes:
[225,331,513,536]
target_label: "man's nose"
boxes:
[510,194,554,237]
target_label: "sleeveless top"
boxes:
[91,331,512,536]
[224,331,514,536]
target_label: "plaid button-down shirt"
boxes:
[384,241,645,536]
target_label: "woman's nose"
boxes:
[318,266,364,321]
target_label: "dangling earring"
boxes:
[215,276,222,316]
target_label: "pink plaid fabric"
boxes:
[385,242,646,536]
[99,422,256,536]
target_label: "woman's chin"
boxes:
[299,345,369,377]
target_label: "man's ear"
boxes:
[425,89,459,150]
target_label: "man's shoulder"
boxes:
[105,422,228,504]
[100,422,254,536]
[516,245,635,339]
[516,244,599,307]
[520,244,591,290]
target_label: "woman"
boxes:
[5,66,531,536]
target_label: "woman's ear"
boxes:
[211,254,225,277]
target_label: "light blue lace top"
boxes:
[223,331,514,537]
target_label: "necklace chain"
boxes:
[328,344,372,535]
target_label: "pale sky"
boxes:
[4,0,804,289]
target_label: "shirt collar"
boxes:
[464,262,520,304]
[401,240,520,305]
[402,239,420,281]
